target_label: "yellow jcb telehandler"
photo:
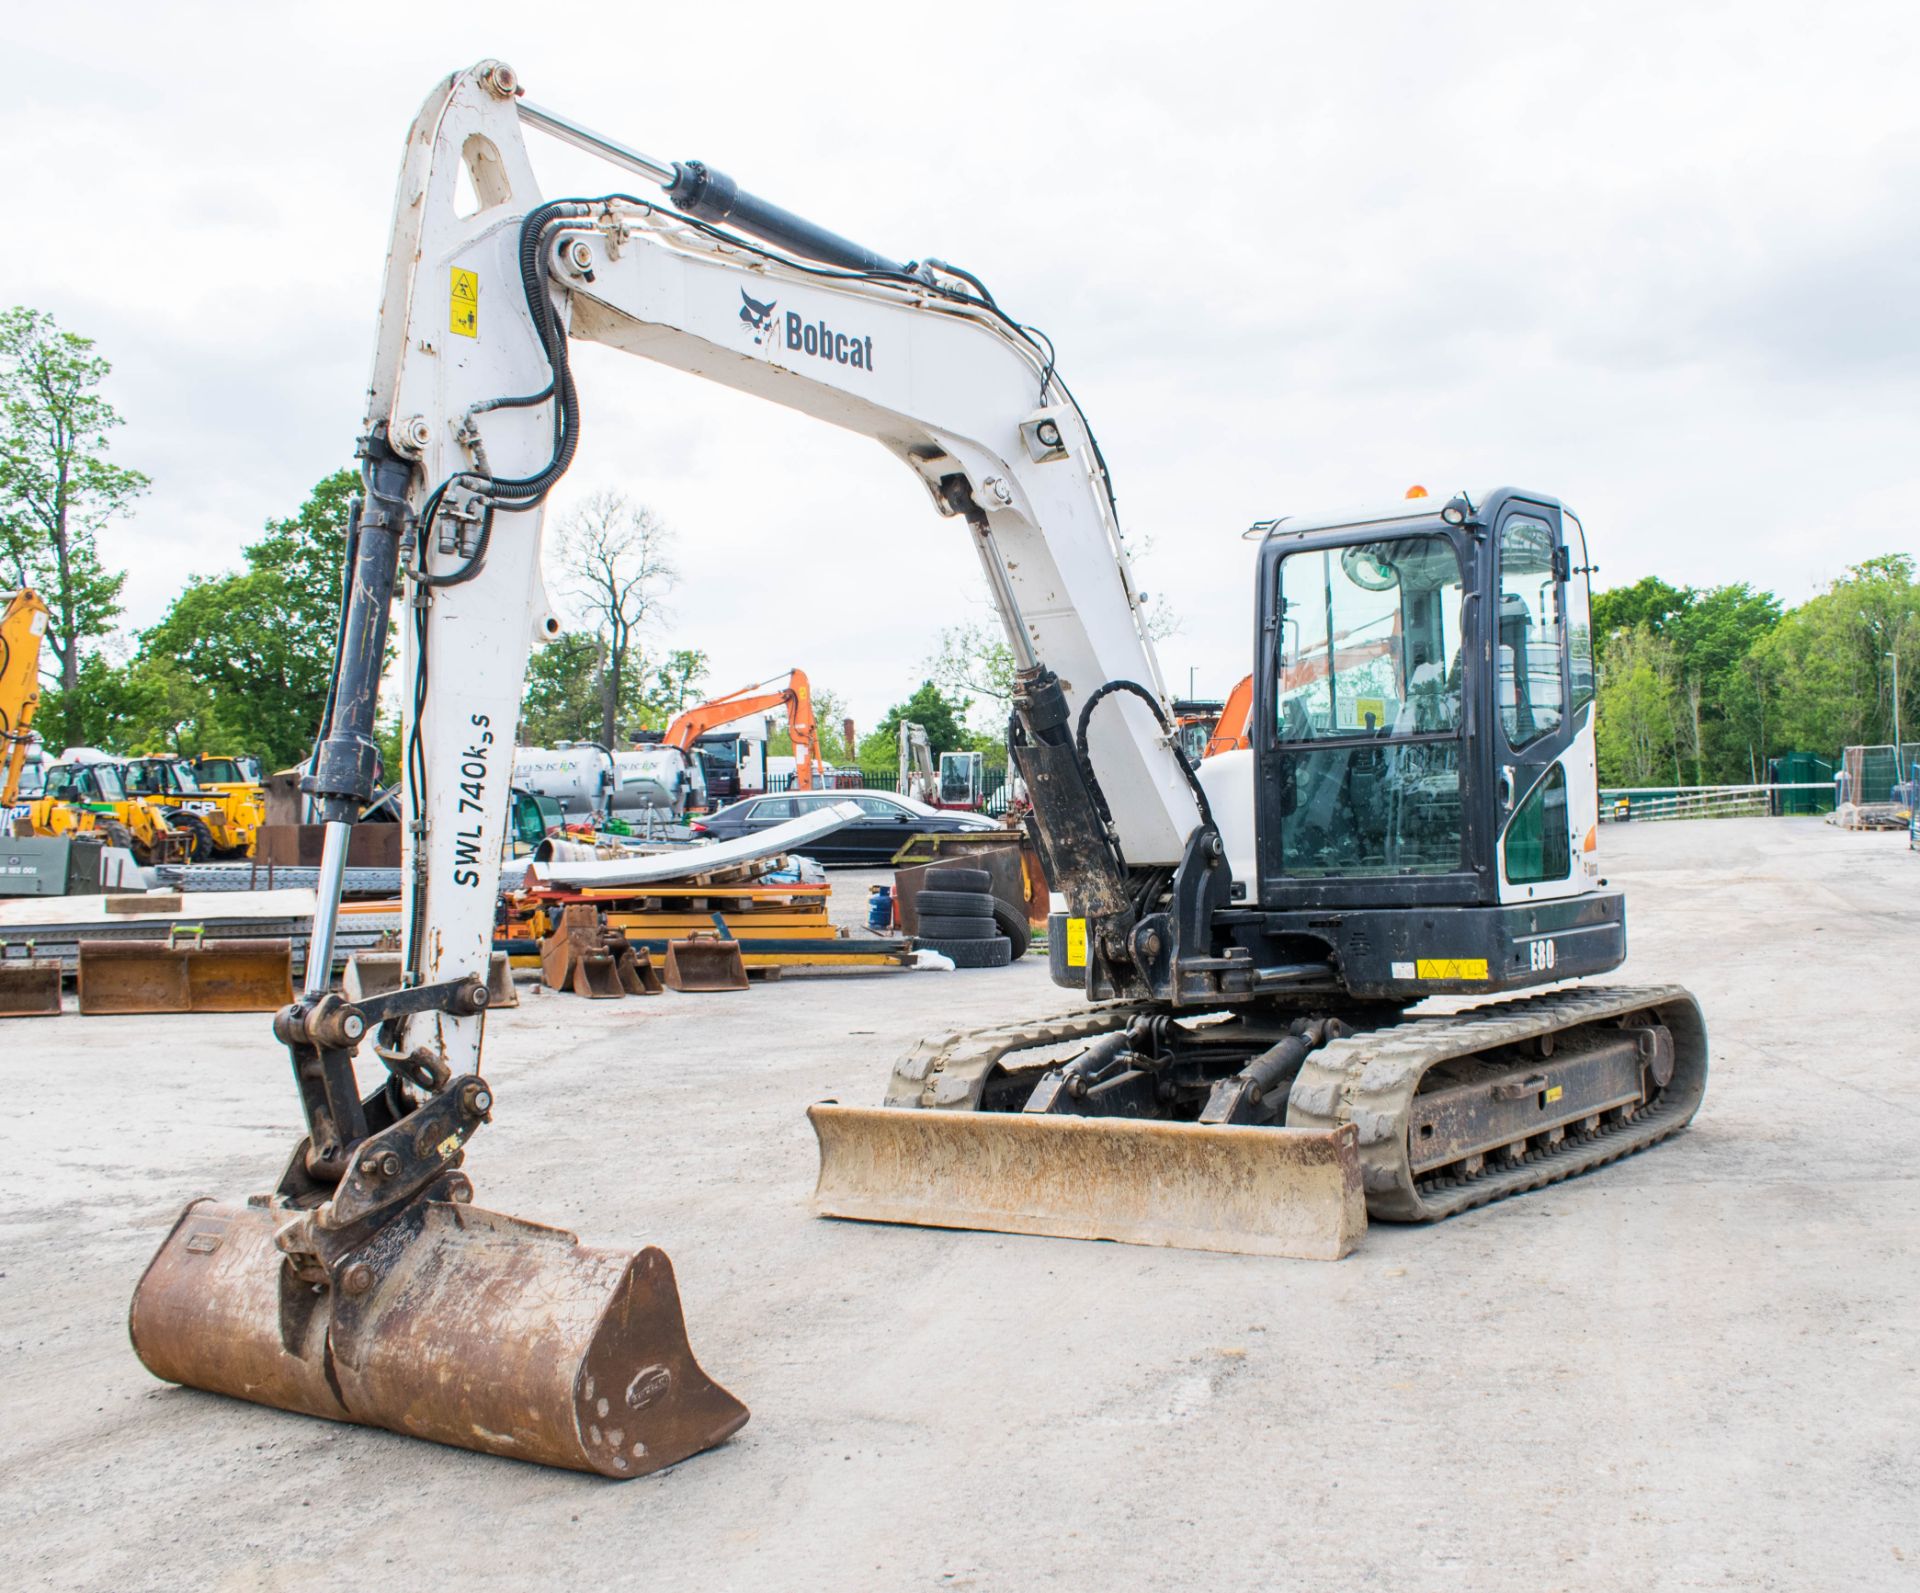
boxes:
[120,755,262,860]
[20,760,182,865]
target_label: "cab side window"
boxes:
[1505,764,1571,884]
[1497,516,1566,748]
[1564,510,1595,714]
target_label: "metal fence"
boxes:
[1600,782,1838,822]
[1840,743,1920,807]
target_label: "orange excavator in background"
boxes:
[661,669,823,789]
[1203,674,1253,757]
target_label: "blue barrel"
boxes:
[867,886,893,930]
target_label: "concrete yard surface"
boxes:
[1,820,1915,1591]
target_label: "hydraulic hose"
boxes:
[1073,679,1216,834]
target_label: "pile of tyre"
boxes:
[912,865,1028,969]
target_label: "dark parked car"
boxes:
[689,788,1001,865]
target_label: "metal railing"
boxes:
[1600,782,1837,822]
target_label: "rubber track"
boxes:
[1286,983,1709,1222]
[883,1001,1156,1108]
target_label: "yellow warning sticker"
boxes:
[1544,1085,1564,1104]
[1415,957,1489,981]
[1355,697,1387,728]
[1065,916,1088,968]
[435,1134,463,1161]
[450,266,479,338]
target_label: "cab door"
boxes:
[1490,501,1591,911]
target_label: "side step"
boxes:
[808,1104,1365,1260]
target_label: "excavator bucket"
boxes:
[663,935,749,993]
[571,950,629,1000]
[541,904,634,998]
[807,1105,1367,1261]
[0,946,62,1016]
[77,936,294,1015]
[606,935,664,996]
[129,1196,749,1477]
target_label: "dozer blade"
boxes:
[78,937,293,1015]
[663,937,749,993]
[129,1197,749,1477]
[0,958,62,1016]
[808,1105,1367,1260]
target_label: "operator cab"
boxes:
[122,759,203,799]
[43,762,130,803]
[1220,488,1610,997]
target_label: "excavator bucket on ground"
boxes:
[540,906,659,999]
[611,936,666,995]
[663,934,749,993]
[807,1105,1367,1260]
[130,1196,749,1476]
[78,936,293,1015]
[0,944,62,1016]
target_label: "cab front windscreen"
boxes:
[1270,532,1466,877]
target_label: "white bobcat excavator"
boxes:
[129,61,1707,1477]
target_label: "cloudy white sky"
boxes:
[5,2,1915,735]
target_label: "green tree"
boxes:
[136,468,359,767]
[552,490,675,746]
[924,621,1016,727]
[519,633,608,745]
[1665,583,1782,781]
[1754,554,1919,756]
[642,647,710,729]
[0,307,144,745]
[856,681,972,777]
[1591,575,1690,653]
[1595,624,1683,786]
